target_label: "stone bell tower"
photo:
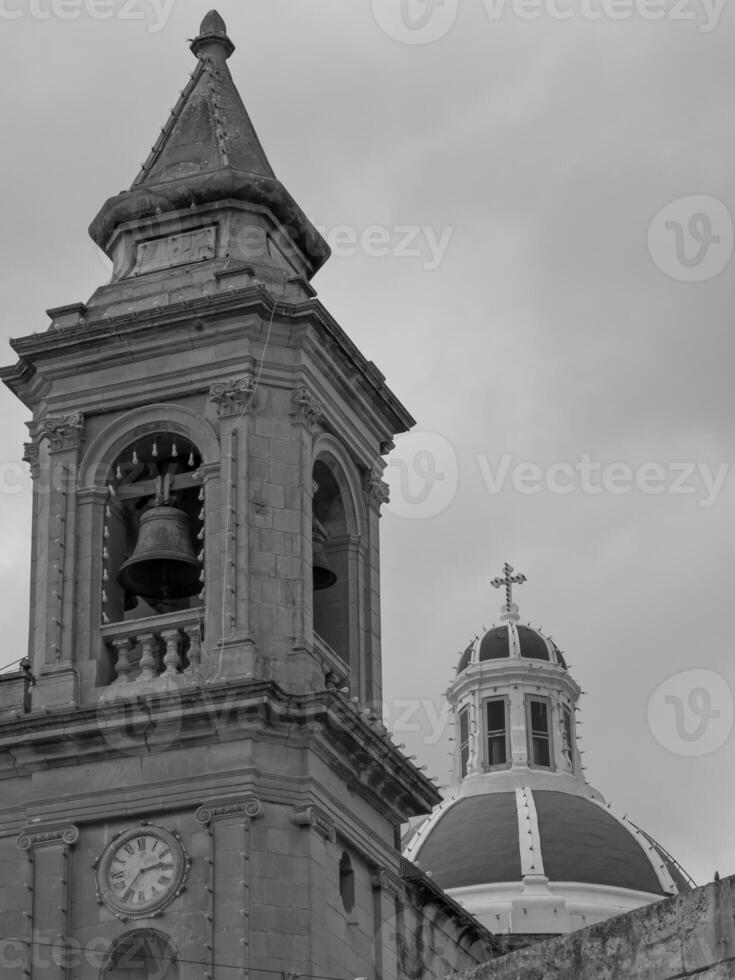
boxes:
[0,13,494,980]
[3,9,405,709]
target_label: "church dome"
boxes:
[413,563,694,937]
[457,621,568,674]
[404,790,692,897]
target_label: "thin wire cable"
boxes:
[0,915,492,975]
[0,657,24,673]
[3,934,335,977]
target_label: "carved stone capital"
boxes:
[17,823,79,851]
[209,373,257,418]
[364,467,390,511]
[290,805,336,842]
[40,412,84,452]
[291,385,324,431]
[371,867,406,900]
[195,795,263,825]
[23,441,40,478]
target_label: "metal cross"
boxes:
[491,562,527,610]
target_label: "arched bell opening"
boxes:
[99,430,205,686]
[100,929,180,980]
[312,458,353,668]
[98,433,205,683]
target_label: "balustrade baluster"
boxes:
[161,628,183,678]
[138,632,158,681]
[113,638,133,683]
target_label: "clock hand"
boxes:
[141,861,164,872]
[120,869,143,897]
[143,859,175,873]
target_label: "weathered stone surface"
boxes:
[458,876,735,980]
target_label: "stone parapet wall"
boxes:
[457,875,735,980]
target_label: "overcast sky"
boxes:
[1,0,734,888]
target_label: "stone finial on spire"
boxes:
[492,562,527,621]
[190,9,235,61]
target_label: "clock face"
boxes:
[96,826,187,919]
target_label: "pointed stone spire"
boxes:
[133,9,274,188]
[89,11,329,282]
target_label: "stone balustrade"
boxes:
[99,608,204,686]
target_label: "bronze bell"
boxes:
[312,533,337,591]
[118,505,201,601]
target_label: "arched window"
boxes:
[311,455,359,668]
[339,851,355,914]
[101,929,179,980]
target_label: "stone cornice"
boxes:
[3,287,415,432]
[401,858,504,953]
[0,681,439,824]
[447,660,582,706]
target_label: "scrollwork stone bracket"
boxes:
[17,823,80,851]
[23,441,40,479]
[195,795,263,825]
[291,385,324,431]
[209,372,257,418]
[370,867,406,901]
[364,466,390,511]
[40,412,85,452]
[290,804,336,843]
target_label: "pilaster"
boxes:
[195,795,263,980]
[73,486,109,688]
[29,414,84,706]
[23,438,41,664]
[291,385,323,652]
[44,419,85,650]
[16,824,79,980]
[363,467,389,708]
[371,868,405,980]
[208,369,257,678]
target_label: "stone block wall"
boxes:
[458,874,735,980]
